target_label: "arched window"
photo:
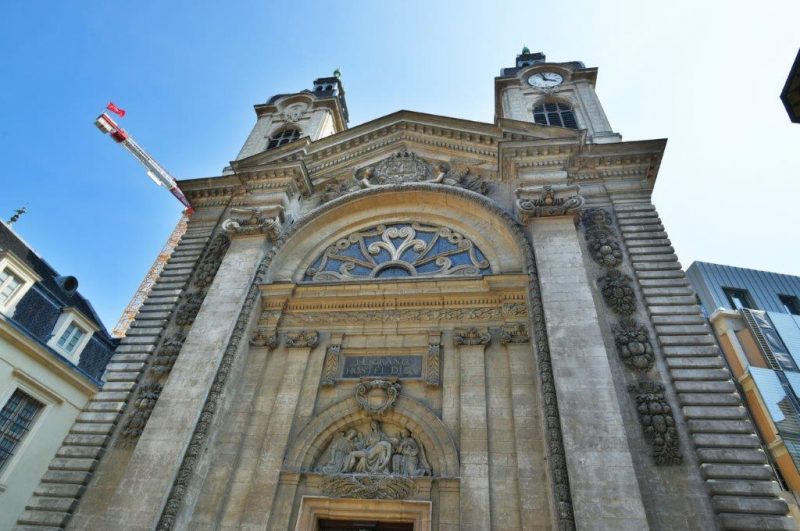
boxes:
[267,127,301,149]
[304,222,491,281]
[532,102,578,129]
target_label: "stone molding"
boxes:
[515,183,584,221]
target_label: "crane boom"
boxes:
[94,112,194,212]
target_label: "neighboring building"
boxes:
[781,48,800,123]
[18,52,796,530]
[0,220,116,530]
[688,262,800,505]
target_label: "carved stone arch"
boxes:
[284,394,460,477]
[266,184,526,283]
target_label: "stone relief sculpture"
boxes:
[321,344,341,386]
[315,421,431,477]
[500,323,530,344]
[352,149,489,194]
[629,381,682,465]
[425,343,441,387]
[304,222,491,281]
[284,330,319,348]
[320,474,417,500]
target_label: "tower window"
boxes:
[0,389,43,471]
[267,128,301,149]
[533,102,578,129]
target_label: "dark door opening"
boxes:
[318,519,413,531]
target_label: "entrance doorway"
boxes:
[318,519,413,531]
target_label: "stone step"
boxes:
[125,327,163,337]
[633,261,683,271]
[93,391,131,402]
[56,445,104,459]
[649,304,702,315]
[717,513,795,530]
[63,433,109,447]
[675,380,736,393]
[659,335,716,346]
[137,302,176,313]
[141,295,180,305]
[115,344,156,354]
[628,246,675,256]
[656,324,711,335]
[616,211,660,219]
[663,345,721,356]
[639,277,691,288]
[634,253,681,263]
[49,458,97,472]
[41,470,89,485]
[105,362,146,372]
[635,269,685,279]
[33,482,84,498]
[643,287,696,298]
[69,422,114,435]
[104,371,141,383]
[688,419,755,434]
[701,463,774,481]
[166,255,199,265]
[672,369,732,381]
[683,405,747,419]
[694,433,762,449]
[707,479,781,497]
[85,401,125,413]
[147,287,183,297]
[679,393,742,406]
[619,224,666,233]
[109,353,150,364]
[16,510,70,527]
[15,526,64,531]
[646,295,699,306]
[667,357,724,369]
[714,495,788,515]
[697,448,767,464]
[76,411,120,424]
[148,281,186,292]
[133,310,171,321]
[624,233,669,242]
[613,203,656,213]
[101,381,136,392]
[159,266,194,276]
[24,495,78,512]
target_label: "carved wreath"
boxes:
[355,379,400,416]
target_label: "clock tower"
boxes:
[495,49,622,143]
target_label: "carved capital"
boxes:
[285,330,319,348]
[453,327,491,347]
[250,328,278,349]
[515,184,584,222]
[222,207,284,239]
[500,323,530,345]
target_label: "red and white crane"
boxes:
[94,109,194,213]
[94,104,193,337]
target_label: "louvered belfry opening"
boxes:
[533,101,578,129]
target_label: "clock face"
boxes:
[527,71,564,88]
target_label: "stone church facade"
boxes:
[16,51,795,530]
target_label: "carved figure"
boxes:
[391,428,431,477]
[345,421,397,474]
[317,430,359,474]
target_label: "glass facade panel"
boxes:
[751,311,798,371]
[770,311,800,370]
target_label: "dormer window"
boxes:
[267,128,301,149]
[56,323,86,355]
[533,102,578,129]
[0,251,40,316]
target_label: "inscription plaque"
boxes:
[342,355,423,378]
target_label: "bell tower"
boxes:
[495,49,621,143]
[233,71,349,162]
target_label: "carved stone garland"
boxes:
[321,344,341,386]
[157,184,576,531]
[581,208,681,465]
[426,343,441,387]
[119,233,230,447]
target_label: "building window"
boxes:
[267,128,301,149]
[779,295,800,316]
[0,389,43,471]
[0,268,24,307]
[533,102,578,129]
[56,323,86,355]
[723,287,756,310]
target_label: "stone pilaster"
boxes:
[527,210,649,530]
[95,228,270,530]
[454,327,492,531]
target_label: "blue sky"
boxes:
[2,1,799,329]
